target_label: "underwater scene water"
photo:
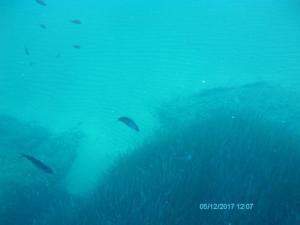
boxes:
[0,0,300,224]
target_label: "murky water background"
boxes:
[1,0,300,194]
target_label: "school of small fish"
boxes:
[18,1,144,176]
[25,1,83,60]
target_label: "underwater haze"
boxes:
[0,0,300,224]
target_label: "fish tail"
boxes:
[20,153,27,158]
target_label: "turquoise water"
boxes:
[0,1,300,224]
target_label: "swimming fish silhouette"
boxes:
[39,24,47,29]
[25,47,30,56]
[73,45,81,49]
[21,153,54,174]
[118,116,140,132]
[36,0,47,6]
[71,19,82,25]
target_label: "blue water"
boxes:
[0,1,300,224]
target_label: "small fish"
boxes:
[73,45,81,49]
[118,116,140,132]
[25,47,30,56]
[71,19,82,25]
[39,24,47,29]
[36,0,47,6]
[21,153,54,174]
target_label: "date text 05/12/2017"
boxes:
[199,203,254,210]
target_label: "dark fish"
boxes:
[118,116,140,132]
[71,19,82,24]
[21,153,54,174]
[73,45,81,49]
[25,47,30,56]
[36,0,47,6]
[39,24,47,29]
